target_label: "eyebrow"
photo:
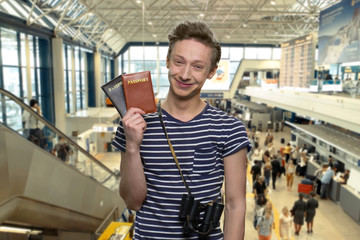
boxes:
[172,54,207,64]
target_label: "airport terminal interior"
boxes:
[1,0,360,239]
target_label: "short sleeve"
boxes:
[223,117,252,158]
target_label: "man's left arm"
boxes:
[223,147,247,240]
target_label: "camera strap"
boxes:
[157,104,220,205]
[158,105,192,196]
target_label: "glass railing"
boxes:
[0,88,120,191]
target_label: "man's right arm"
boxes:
[119,108,147,211]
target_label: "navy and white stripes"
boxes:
[112,103,250,239]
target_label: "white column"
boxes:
[250,72,255,86]
[114,57,119,77]
[52,37,66,132]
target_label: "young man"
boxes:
[113,21,251,239]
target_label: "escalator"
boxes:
[0,88,125,235]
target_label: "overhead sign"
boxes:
[203,60,230,90]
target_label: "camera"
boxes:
[179,194,224,237]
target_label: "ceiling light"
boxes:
[254,40,257,43]
[199,13,205,17]
[243,23,247,27]
[226,35,230,39]
[136,0,142,3]
[270,0,276,5]
[152,34,157,38]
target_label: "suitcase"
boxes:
[298,183,313,194]
[301,179,313,185]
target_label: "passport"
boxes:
[122,71,157,114]
[101,75,127,117]
[101,71,157,117]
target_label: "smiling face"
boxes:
[166,38,217,101]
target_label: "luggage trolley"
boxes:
[298,176,316,198]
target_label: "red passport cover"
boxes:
[122,71,157,114]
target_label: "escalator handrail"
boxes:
[0,88,119,178]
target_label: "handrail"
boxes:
[0,88,119,178]
[95,206,120,236]
[0,195,103,221]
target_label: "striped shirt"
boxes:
[112,103,250,239]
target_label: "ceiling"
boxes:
[27,0,341,55]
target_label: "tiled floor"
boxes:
[96,126,360,240]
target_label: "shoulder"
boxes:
[204,105,242,123]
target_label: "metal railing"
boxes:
[0,88,120,191]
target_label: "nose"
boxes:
[180,64,191,81]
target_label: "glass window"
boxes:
[144,46,157,60]
[6,100,22,130]
[76,92,81,110]
[123,60,129,73]
[118,56,122,74]
[35,37,40,68]
[221,47,230,59]
[31,68,36,97]
[159,46,168,61]
[244,47,257,59]
[123,49,129,60]
[20,33,27,67]
[29,35,35,68]
[21,67,28,98]
[3,67,20,96]
[230,47,243,61]
[257,48,272,59]
[273,48,281,60]
[75,47,80,70]
[75,71,81,91]
[144,60,157,73]
[130,46,144,60]
[229,61,240,74]
[1,28,18,66]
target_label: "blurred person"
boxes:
[270,155,281,190]
[291,193,307,236]
[55,136,70,162]
[283,143,292,163]
[320,166,336,199]
[291,146,299,165]
[256,209,273,240]
[339,169,350,184]
[263,162,271,187]
[279,206,292,240]
[305,192,319,234]
[286,161,295,191]
[299,152,308,177]
[251,160,262,188]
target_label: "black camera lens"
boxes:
[199,204,214,233]
[212,202,224,224]
[179,194,194,221]
[188,200,200,222]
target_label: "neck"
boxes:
[161,96,206,122]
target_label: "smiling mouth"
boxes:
[176,79,194,87]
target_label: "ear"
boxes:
[207,65,218,79]
[166,57,170,69]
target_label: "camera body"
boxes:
[179,194,224,237]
